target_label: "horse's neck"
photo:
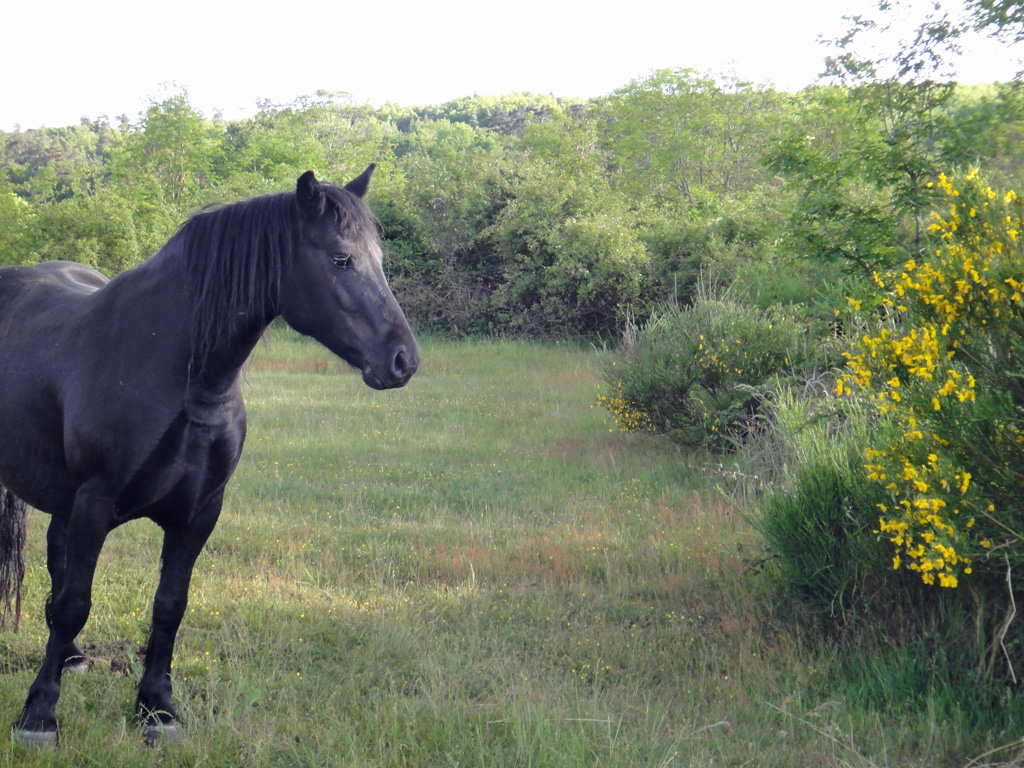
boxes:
[191,325,267,393]
[137,247,274,396]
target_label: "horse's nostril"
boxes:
[391,345,418,381]
[393,348,409,377]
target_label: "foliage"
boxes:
[109,93,226,213]
[968,0,1024,42]
[0,118,119,203]
[485,114,651,336]
[599,68,783,206]
[0,188,33,267]
[829,0,1024,86]
[771,0,1022,287]
[633,183,792,310]
[1,75,1023,340]
[837,169,1024,594]
[381,92,568,136]
[377,120,510,335]
[24,187,143,272]
[600,289,812,450]
[758,443,896,622]
[767,81,959,277]
[751,377,941,642]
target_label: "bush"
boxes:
[778,168,1024,686]
[29,188,148,273]
[0,190,34,267]
[837,169,1024,593]
[759,449,897,621]
[599,288,812,450]
[485,155,651,337]
[757,380,1023,691]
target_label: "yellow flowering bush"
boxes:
[594,381,654,433]
[837,169,1024,588]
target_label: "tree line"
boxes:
[1,70,1022,338]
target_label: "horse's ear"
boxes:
[296,170,325,219]
[344,163,376,199]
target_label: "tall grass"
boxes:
[0,330,1015,766]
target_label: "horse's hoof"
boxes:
[63,656,89,674]
[142,720,182,747]
[12,727,58,748]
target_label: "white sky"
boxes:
[1,0,1018,131]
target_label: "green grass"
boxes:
[0,329,1018,766]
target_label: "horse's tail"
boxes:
[0,485,26,632]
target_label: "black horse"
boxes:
[0,166,419,744]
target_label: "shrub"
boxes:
[486,166,651,337]
[759,448,896,621]
[0,190,34,267]
[752,382,923,628]
[784,168,1024,688]
[600,288,812,450]
[836,169,1024,593]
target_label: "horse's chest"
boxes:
[115,411,245,525]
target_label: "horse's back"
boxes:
[0,261,110,341]
[0,261,108,320]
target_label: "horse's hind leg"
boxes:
[15,485,113,744]
[45,517,89,672]
[136,493,223,743]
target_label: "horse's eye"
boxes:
[331,253,352,269]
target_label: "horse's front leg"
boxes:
[44,517,90,673]
[15,483,114,745]
[136,492,223,742]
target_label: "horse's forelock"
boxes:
[320,183,380,238]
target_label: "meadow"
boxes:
[0,330,1008,767]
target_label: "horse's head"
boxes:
[280,167,419,390]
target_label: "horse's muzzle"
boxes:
[362,343,419,390]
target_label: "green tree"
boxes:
[485,113,650,336]
[379,119,513,333]
[0,187,35,267]
[940,83,1024,188]
[385,93,567,136]
[599,69,782,206]
[770,0,1024,284]
[830,0,1023,83]
[110,92,226,213]
[595,69,792,307]
[968,0,1024,41]
[767,84,950,277]
[1,120,119,203]
[27,187,142,273]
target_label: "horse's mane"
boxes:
[174,181,375,370]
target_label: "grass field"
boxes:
[0,329,1013,766]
